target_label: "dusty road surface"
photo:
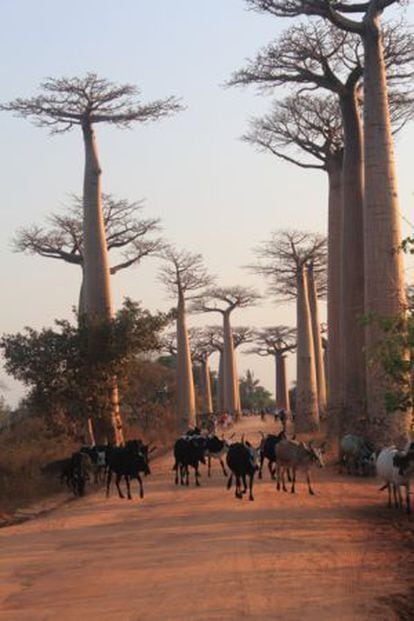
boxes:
[1,417,413,621]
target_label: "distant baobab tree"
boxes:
[250,230,327,431]
[158,247,213,431]
[243,0,413,445]
[188,328,216,416]
[13,193,163,313]
[243,94,343,419]
[192,288,260,418]
[203,324,255,413]
[0,72,181,444]
[249,326,296,413]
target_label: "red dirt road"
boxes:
[0,418,413,621]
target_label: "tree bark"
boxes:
[307,263,327,414]
[339,90,366,434]
[222,311,241,418]
[295,265,319,432]
[326,158,343,432]
[176,291,196,431]
[362,13,411,445]
[217,350,224,412]
[201,357,213,415]
[82,122,124,446]
[275,353,290,412]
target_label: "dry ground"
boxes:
[0,417,413,621]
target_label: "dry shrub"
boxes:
[0,415,77,513]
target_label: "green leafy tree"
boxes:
[239,369,275,411]
[0,299,171,438]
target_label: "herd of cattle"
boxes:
[42,427,414,514]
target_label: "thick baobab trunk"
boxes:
[275,353,290,412]
[82,123,124,446]
[176,292,196,430]
[295,265,319,432]
[217,350,224,412]
[363,15,410,445]
[340,91,366,434]
[200,357,213,415]
[307,263,327,415]
[222,312,241,418]
[326,157,343,431]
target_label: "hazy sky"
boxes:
[1,1,414,406]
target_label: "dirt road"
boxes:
[0,418,413,621]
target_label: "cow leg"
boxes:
[258,454,264,479]
[220,458,228,477]
[276,465,281,491]
[269,461,276,480]
[125,476,132,500]
[290,468,296,493]
[227,473,233,490]
[279,467,287,492]
[235,475,242,499]
[115,474,125,499]
[208,455,211,477]
[249,472,255,501]
[241,474,247,494]
[106,470,112,498]
[397,485,403,509]
[392,484,399,508]
[385,483,392,508]
[174,462,179,485]
[195,465,201,487]
[306,471,315,495]
[137,474,144,499]
[286,468,292,483]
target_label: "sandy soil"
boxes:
[0,417,413,621]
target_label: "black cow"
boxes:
[205,435,230,477]
[106,441,153,500]
[80,445,108,483]
[258,431,286,480]
[68,451,93,497]
[173,435,207,486]
[226,441,259,501]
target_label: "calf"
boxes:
[226,441,259,501]
[339,434,375,476]
[275,440,324,495]
[173,435,207,486]
[205,435,230,477]
[106,442,152,500]
[68,451,93,497]
[258,431,286,480]
[376,446,413,514]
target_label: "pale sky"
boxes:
[1,1,413,406]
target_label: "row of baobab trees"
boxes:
[2,0,413,446]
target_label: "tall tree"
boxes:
[243,0,413,444]
[1,73,181,444]
[13,193,163,312]
[251,230,327,431]
[249,326,296,412]
[243,94,343,419]
[159,247,213,430]
[192,288,260,418]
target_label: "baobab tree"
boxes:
[192,288,260,418]
[232,18,414,435]
[203,324,255,412]
[158,247,213,431]
[243,0,413,444]
[249,326,296,413]
[243,94,343,419]
[1,73,181,444]
[251,230,327,431]
[188,328,216,416]
[13,194,163,313]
